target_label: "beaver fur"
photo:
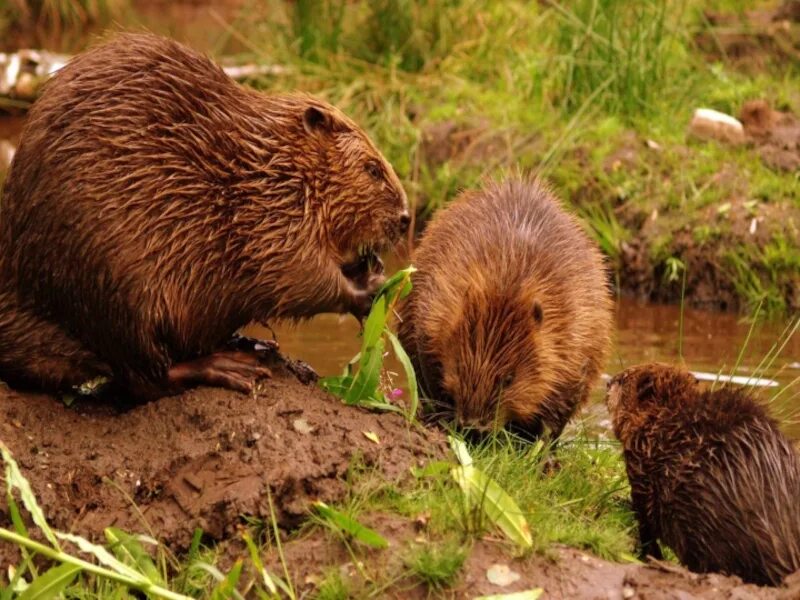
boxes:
[0,33,408,401]
[607,363,800,586]
[397,178,613,440]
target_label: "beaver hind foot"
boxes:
[167,351,272,394]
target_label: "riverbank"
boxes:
[1,0,799,315]
[1,349,798,598]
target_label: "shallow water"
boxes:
[247,297,800,438]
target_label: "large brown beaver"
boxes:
[606,363,800,586]
[0,33,408,401]
[398,178,613,441]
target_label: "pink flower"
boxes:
[389,388,403,399]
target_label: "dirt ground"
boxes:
[260,513,800,599]
[0,351,797,597]
[0,351,445,561]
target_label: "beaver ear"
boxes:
[303,106,334,135]
[532,302,544,325]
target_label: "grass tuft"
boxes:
[404,539,467,590]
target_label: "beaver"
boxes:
[606,363,800,586]
[397,178,613,441]
[0,33,408,401]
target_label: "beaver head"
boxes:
[605,364,699,442]
[424,277,556,434]
[234,93,409,318]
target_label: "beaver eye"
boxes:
[501,374,514,389]
[365,160,382,180]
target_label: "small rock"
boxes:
[622,584,635,599]
[292,418,315,434]
[486,563,521,587]
[688,108,746,145]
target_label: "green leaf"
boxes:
[210,560,243,600]
[319,375,354,397]
[386,330,418,419]
[313,502,388,549]
[474,590,543,600]
[361,294,389,350]
[17,563,80,600]
[344,338,384,404]
[451,463,533,549]
[1,442,60,550]
[105,527,163,585]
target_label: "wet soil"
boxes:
[255,513,800,599]
[0,351,445,565]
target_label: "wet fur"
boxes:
[398,178,613,440]
[0,33,406,399]
[607,364,800,586]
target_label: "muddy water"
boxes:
[247,297,800,437]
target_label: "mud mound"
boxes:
[0,353,444,563]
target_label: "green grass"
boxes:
[404,539,467,590]
[2,0,798,313]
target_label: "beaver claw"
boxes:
[168,351,272,394]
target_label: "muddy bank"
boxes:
[0,351,444,565]
[253,513,800,599]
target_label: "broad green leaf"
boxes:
[375,266,416,301]
[319,375,354,397]
[313,502,388,549]
[344,338,384,404]
[386,330,418,419]
[1,443,59,550]
[474,590,543,600]
[55,531,146,583]
[105,527,163,585]
[361,294,388,350]
[210,560,242,600]
[451,464,533,549]
[17,563,80,600]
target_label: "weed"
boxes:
[313,567,354,600]
[404,539,467,590]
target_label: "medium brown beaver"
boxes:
[397,178,613,441]
[606,363,800,586]
[0,33,408,401]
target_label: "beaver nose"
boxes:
[399,212,411,233]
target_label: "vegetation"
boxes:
[224,0,797,316]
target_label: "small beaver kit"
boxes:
[0,33,408,401]
[398,178,613,441]
[607,363,800,586]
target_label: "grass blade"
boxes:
[55,531,146,583]
[386,329,418,419]
[105,527,164,585]
[17,563,80,600]
[313,501,389,549]
[210,560,242,600]
[1,442,60,550]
